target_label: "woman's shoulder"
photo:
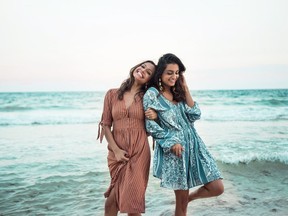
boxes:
[144,87,159,100]
[106,88,118,95]
[146,87,159,95]
[104,88,119,100]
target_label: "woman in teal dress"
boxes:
[143,53,224,216]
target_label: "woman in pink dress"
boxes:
[98,60,157,216]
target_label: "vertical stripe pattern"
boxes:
[99,89,150,213]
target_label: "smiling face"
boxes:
[133,62,156,85]
[161,63,180,90]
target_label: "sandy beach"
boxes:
[184,161,288,216]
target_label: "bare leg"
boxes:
[174,190,189,216]
[104,187,118,216]
[188,179,224,202]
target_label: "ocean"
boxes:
[0,89,287,216]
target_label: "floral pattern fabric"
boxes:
[143,87,222,190]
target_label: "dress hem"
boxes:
[155,176,223,190]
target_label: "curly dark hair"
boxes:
[117,60,156,100]
[152,53,186,102]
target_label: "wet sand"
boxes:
[148,161,288,216]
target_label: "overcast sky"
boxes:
[0,0,287,92]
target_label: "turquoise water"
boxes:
[0,89,288,215]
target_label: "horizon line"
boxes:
[0,87,287,94]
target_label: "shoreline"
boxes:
[115,161,288,216]
[1,124,287,216]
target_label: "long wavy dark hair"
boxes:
[152,53,186,102]
[117,60,156,100]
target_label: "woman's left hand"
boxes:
[172,143,184,157]
[145,108,158,120]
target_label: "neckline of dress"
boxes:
[160,94,179,106]
[123,94,141,110]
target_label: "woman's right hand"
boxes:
[145,108,158,120]
[171,144,184,157]
[114,148,129,162]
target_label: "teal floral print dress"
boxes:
[143,87,222,190]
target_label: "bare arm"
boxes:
[182,75,195,107]
[102,125,129,162]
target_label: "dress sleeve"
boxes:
[97,89,113,143]
[184,101,201,123]
[143,88,182,152]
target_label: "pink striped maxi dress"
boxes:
[98,89,151,213]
